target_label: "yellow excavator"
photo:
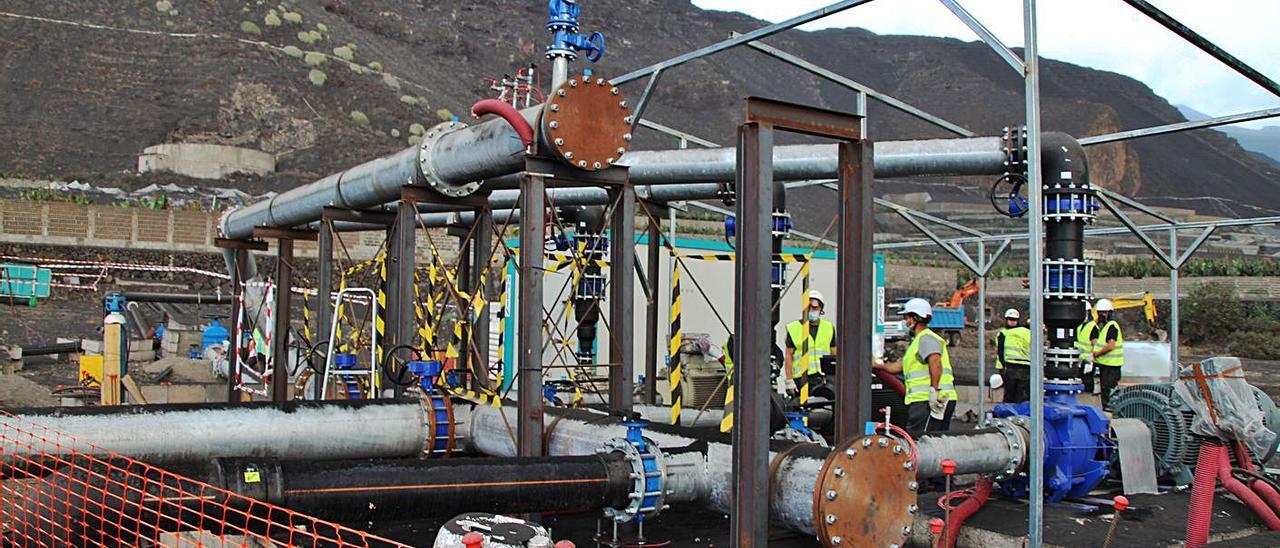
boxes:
[1094,291,1165,341]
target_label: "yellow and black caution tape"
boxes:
[375,254,388,390]
[797,260,812,417]
[668,261,683,425]
[444,384,503,408]
[494,259,509,388]
[678,252,811,263]
[720,364,734,433]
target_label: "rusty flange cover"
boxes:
[541,75,632,171]
[813,434,917,547]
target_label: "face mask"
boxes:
[808,311,821,322]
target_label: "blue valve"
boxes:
[724,215,736,239]
[546,0,605,63]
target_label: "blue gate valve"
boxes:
[546,0,605,62]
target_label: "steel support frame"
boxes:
[644,215,662,404]
[271,237,295,402]
[733,97,867,545]
[609,184,637,411]
[517,171,546,458]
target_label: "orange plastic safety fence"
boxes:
[0,410,412,547]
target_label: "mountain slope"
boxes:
[1,0,1277,218]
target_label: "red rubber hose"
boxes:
[1252,479,1280,517]
[940,478,993,548]
[874,368,906,396]
[470,99,534,148]
[1218,446,1280,530]
[1185,442,1221,548]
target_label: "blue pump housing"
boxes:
[993,390,1111,502]
[201,319,229,352]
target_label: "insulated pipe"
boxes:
[220,136,1007,240]
[190,454,634,522]
[1,400,430,465]
[465,404,1028,535]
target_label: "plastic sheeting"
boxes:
[1175,357,1278,459]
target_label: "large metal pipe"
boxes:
[466,404,1028,536]
[1,400,430,464]
[192,454,634,522]
[221,136,1006,239]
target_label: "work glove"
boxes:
[928,387,949,420]
[784,376,798,398]
[1082,360,1094,375]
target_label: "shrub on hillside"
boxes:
[240,21,262,35]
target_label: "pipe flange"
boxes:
[814,434,915,547]
[420,392,456,459]
[418,121,483,197]
[599,436,667,523]
[542,76,632,171]
[978,417,1029,480]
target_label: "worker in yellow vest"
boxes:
[874,298,957,435]
[994,308,1032,403]
[783,290,837,398]
[1075,301,1098,395]
[1092,298,1125,408]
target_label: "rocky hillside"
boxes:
[1,0,1277,220]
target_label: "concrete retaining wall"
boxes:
[138,143,275,180]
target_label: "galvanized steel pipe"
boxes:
[2,400,430,465]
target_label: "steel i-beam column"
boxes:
[472,210,494,390]
[835,140,875,441]
[644,218,661,404]
[272,238,294,402]
[518,174,546,457]
[393,201,418,373]
[453,226,474,383]
[316,221,334,400]
[732,121,773,546]
[608,184,636,411]
[228,247,248,403]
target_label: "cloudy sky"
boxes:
[692,0,1280,128]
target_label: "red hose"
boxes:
[1253,479,1280,517]
[940,478,992,548]
[470,99,534,148]
[1217,446,1280,530]
[1186,442,1221,548]
[874,368,906,396]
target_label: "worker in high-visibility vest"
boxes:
[1075,301,1098,395]
[994,308,1032,403]
[783,290,837,397]
[1092,298,1125,409]
[874,298,957,436]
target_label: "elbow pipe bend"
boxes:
[471,99,534,148]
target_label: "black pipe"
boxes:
[1039,132,1094,384]
[16,341,81,357]
[562,205,608,364]
[121,291,233,305]
[194,454,633,522]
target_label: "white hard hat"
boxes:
[1095,298,1114,312]
[807,290,825,307]
[1004,308,1021,320]
[1084,301,1092,311]
[989,373,1005,390]
[900,298,932,318]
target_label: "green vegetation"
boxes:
[409,123,426,136]
[155,1,173,12]
[367,60,382,71]
[282,11,303,24]
[399,95,419,106]
[382,73,401,90]
[240,21,262,35]
[350,111,369,126]
[282,45,303,58]
[316,23,328,32]
[264,11,282,26]
[18,188,92,205]
[435,108,454,121]
[1181,281,1280,360]
[332,45,354,61]
[307,69,326,86]
[390,128,401,138]
[297,30,320,44]
[303,51,326,66]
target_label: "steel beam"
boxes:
[518,173,546,458]
[1121,0,1280,100]
[392,200,418,367]
[738,35,974,137]
[613,0,879,85]
[732,121,773,546]
[1098,193,1176,268]
[876,214,1280,250]
[227,248,248,403]
[1079,107,1280,146]
[644,221,661,404]
[472,210,494,390]
[316,219,334,400]
[1023,0,1045,543]
[835,140,874,441]
[271,238,294,402]
[937,0,1024,73]
[608,184,636,411]
[1169,228,1180,374]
